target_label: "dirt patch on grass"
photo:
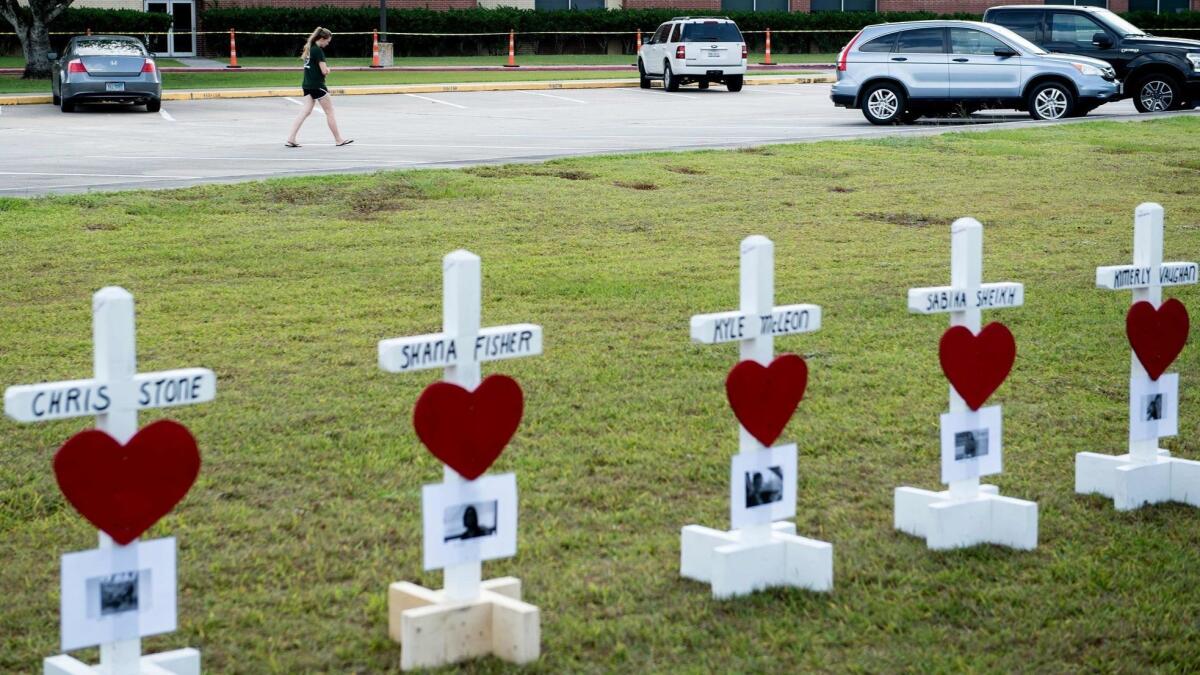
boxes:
[83,222,119,231]
[466,165,594,181]
[666,166,706,175]
[860,211,937,228]
[613,181,658,191]
[735,146,775,156]
[342,181,422,218]
[553,170,595,181]
[263,184,330,206]
[829,186,856,193]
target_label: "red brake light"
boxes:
[837,30,863,72]
[142,59,155,73]
[676,45,686,60]
[67,59,87,74]
[741,43,748,59]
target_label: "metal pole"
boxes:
[379,0,388,43]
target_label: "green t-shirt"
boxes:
[303,44,326,89]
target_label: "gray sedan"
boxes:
[50,36,162,113]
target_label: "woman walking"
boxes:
[286,27,352,148]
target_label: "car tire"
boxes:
[60,98,74,113]
[1027,81,1074,121]
[146,98,162,113]
[1132,73,1181,113]
[725,75,743,92]
[698,80,709,90]
[860,83,905,125]
[663,62,679,92]
[52,88,60,106]
[638,60,651,89]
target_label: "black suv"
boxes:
[984,5,1200,112]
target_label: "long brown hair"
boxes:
[302,27,332,61]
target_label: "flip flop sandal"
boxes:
[285,141,301,148]
[336,139,354,147]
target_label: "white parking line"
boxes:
[519,91,588,104]
[159,109,175,122]
[405,93,467,109]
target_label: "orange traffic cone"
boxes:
[370,29,382,68]
[632,28,642,66]
[227,28,241,69]
[760,28,773,65]
[504,29,518,68]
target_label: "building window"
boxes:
[1130,0,1189,11]
[811,0,877,11]
[721,0,788,10]
[535,0,604,9]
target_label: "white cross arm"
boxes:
[1095,262,1198,290]
[690,304,821,345]
[4,367,216,423]
[907,283,1024,315]
[378,323,543,373]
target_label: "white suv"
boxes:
[638,17,747,92]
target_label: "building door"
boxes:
[145,0,195,57]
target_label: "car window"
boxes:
[1049,12,1107,50]
[681,22,743,43]
[73,39,145,57]
[896,28,945,54]
[651,25,669,44]
[949,29,1008,56]
[668,23,682,43]
[858,33,896,53]
[991,10,1043,43]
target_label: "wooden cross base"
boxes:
[387,577,540,671]
[894,485,1038,550]
[679,522,833,599]
[1076,449,1200,511]
[44,648,199,675]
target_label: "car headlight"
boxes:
[1071,62,1104,77]
[1188,53,1200,71]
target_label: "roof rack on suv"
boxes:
[669,16,732,21]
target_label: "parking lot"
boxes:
[0,83,1188,195]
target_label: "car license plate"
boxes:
[705,50,721,57]
[106,82,125,92]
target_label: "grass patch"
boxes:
[2,118,1200,672]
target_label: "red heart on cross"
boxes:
[1127,298,1190,381]
[53,419,201,546]
[939,322,1016,411]
[413,374,524,480]
[725,354,808,447]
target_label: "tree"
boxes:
[0,0,74,79]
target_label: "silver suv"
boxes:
[830,20,1118,124]
[638,17,748,92]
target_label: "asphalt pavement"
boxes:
[0,84,1189,196]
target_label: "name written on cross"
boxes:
[1096,263,1199,290]
[5,368,216,422]
[380,325,542,373]
[909,283,1023,314]
[691,305,821,344]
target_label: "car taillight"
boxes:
[676,45,686,60]
[142,59,156,73]
[67,59,87,74]
[741,44,747,59]
[837,30,863,72]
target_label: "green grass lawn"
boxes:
[0,68,818,94]
[2,118,1200,672]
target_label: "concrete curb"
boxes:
[0,74,833,106]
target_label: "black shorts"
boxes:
[303,87,328,100]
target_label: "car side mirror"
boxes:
[993,47,1018,58]
[1093,32,1112,48]
[46,52,58,62]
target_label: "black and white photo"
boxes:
[954,429,989,461]
[744,467,784,508]
[443,501,498,542]
[1144,393,1163,422]
[1130,374,1178,442]
[98,572,139,616]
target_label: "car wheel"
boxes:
[1027,81,1074,121]
[60,98,74,113]
[860,83,905,125]
[1132,74,1181,113]
[726,75,743,92]
[146,98,162,113]
[638,60,651,89]
[698,80,709,90]
[663,62,679,92]
[52,89,60,106]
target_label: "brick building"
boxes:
[74,0,1199,57]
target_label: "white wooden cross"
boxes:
[377,249,542,602]
[1076,203,1200,511]
[689,235,821,544]
[906,218,1024,500]
[3,286,216,675]
[681,235,831,598]
[1094,202,1198,462]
